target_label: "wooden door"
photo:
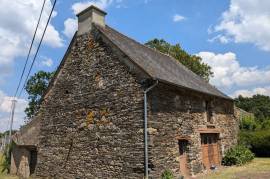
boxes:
[201,134,220,169]
[178,140,189,176]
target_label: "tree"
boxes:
[235,95,270,123]
[145,39,213,81]
[25,71,54,120]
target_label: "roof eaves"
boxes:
[157,78,232,100]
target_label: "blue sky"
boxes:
[0,0,270,131]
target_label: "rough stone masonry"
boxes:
[12,5,239,179]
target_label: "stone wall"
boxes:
[147,83,238,178]
[234,106,254,121]
[35,32,145,178]
[32,29,238,178]
[12,117,40,146]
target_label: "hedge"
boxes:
[239,130,270,157]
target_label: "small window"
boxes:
[178,140,188,155]
[206,101,213,123]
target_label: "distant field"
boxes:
[196,158,270,179]
[0,152,18,179]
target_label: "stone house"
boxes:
[11,5,238,179]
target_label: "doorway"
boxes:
[178,139,189,176]
[201,133,220,169]
[29,149,37,175]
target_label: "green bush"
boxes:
[239,116,257,131]
[261,119,270,130]
[239,130,270,157]
[222,145,254,166]
[161,169,174,179]
[0,142,14,173]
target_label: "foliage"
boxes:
[260,119,270,130]
[145,39,213,81]
[24,71,54,120]
[0,131,16,141]
[239,130,270,157]
[235,95,270,123]
[222,145,254,166]
[0,142,14,173]
[161,169,174,179]
[239,115,257,131]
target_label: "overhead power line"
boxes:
[3,0,47,147]
[18,0,57,97]
[4,0,57,147]
[14,0,46,98]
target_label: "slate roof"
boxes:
[95,25,230,99]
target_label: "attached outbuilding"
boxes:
[12,5,239,178]
[10,118,40,178]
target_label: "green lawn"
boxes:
[197,158,270,179]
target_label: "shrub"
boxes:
[161,169,174,179]
[0,142,14,173]
[261,119,270,130]
[239,130,270,157]
[222,145,254,166]
[239,116,257,131]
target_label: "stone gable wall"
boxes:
[35,32,145,178]
[12,118,40,146]
[147,83,238,178]
[32,30,238,178]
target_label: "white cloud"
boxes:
[63,18,77,38]
[72,0,113,14]
[0,90,27,132]
[197,51,270,90]
[213,0,270,51]
[173,14,186,22]
[231,86,270,97]
[208,34,230,44]
[0,0,63,83]
[40,57,53,67]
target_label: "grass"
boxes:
[0,152,18,179]
[198,158,270,179]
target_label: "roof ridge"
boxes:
[96,25,230,99]
[105,26,192,72]
[104,25,223,92]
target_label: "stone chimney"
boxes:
[76,5,107,35]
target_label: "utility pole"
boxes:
[8,99,17,144]
[2,134,7,151]
[0,137,3,151]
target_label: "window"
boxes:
[178,140,188,155]
[206,101,213,123]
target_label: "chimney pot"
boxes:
[76,5,107,35]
